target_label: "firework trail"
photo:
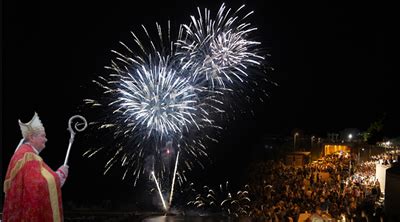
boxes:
[83,22,220,186]
[168,150,180,207]
[152,171,168,211]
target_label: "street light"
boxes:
[294,132,299,152]
[348,134,353,142]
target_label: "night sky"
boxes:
[2,0,398,206]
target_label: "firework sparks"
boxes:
[83,23,220,186]
[82,3,270,195]
[186,181,251,217]
[176,3,265,90]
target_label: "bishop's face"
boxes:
[30,131,48,152]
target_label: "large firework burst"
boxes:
[83,23,220,186]
[81,3,272,190]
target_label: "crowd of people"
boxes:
[245,152,385,222]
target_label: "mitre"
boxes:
[18,112,45,139]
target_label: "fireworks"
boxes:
[176,3,274,121]
[186,181,251,217]
[84,23,219,185]
[103,54,201,140]
[176,3,265,90]
[82,3,270,189]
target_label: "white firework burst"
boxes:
[83,22,220,186]
[176,3,265,90]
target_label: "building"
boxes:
[286,152,311,166]
[323,144,351,156]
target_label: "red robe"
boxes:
[2,144,64,222]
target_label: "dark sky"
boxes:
[2,0,398,205]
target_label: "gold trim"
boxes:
[3,152,42,193]
[41,165,61,222]
[3,151,61,221]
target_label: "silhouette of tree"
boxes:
[366,114,386,145]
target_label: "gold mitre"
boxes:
[18,112,45,139]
